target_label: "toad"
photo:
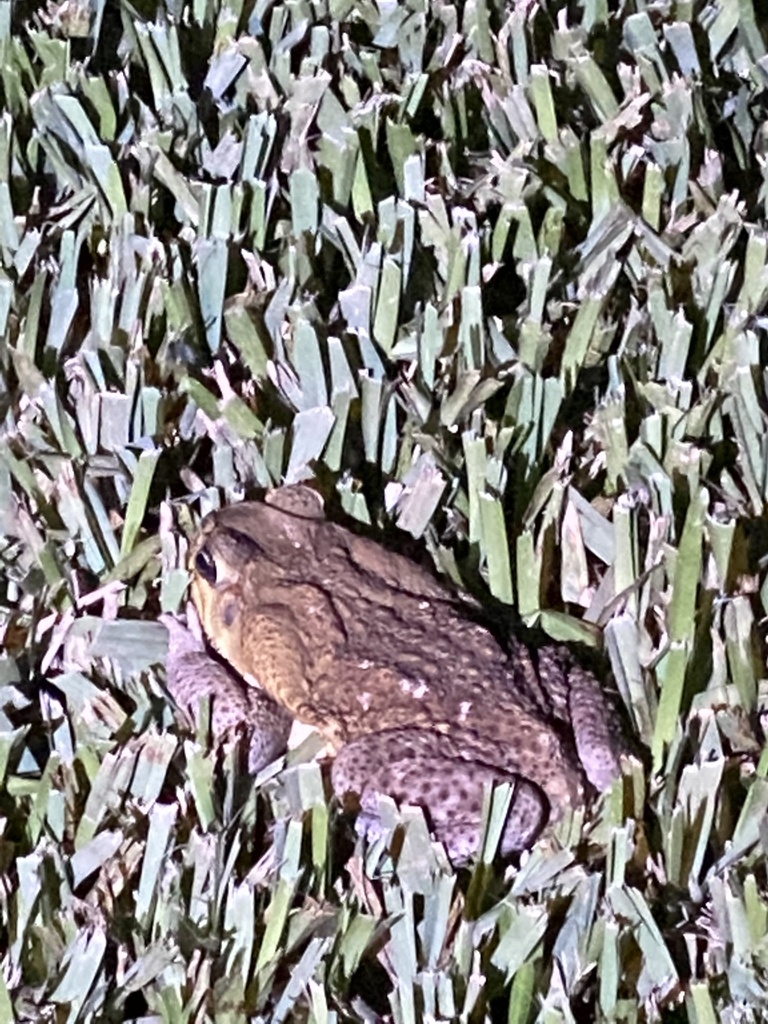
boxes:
[186,486,626,861]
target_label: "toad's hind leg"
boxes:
[331,729,548,863]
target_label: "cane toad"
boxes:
[188,486,625,861]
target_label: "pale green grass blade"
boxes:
[478,493,513,605]
[119,448,161,557]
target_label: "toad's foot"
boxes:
[566,662,626,792]
[331,728,548,863]
[161,612,292,772]
[535,645,627,793]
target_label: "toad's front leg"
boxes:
[331,728,549,863]
[162,612,292,772]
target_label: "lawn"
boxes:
[2,0,768,1021]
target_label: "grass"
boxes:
[2,0,768,1020]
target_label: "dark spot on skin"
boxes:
[222,601,238,627]
[437,787,451,803]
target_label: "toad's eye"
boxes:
[195,547,217,584]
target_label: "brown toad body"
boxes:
[189,486,625,861]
